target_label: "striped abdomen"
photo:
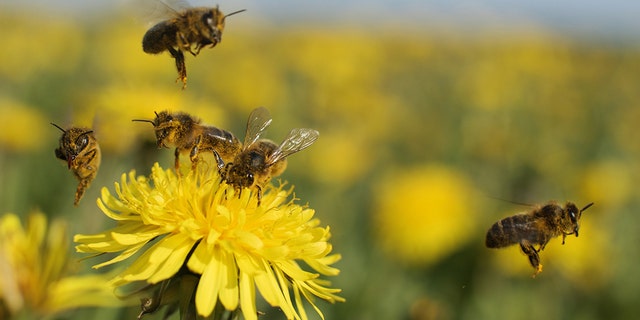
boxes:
[485,214,540,248]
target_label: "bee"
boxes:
[142,4,246,88]
[51,123,101,206]
[217,107,319,203]
[485,201,594,277]
[132,111,241,170]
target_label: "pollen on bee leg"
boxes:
[532,264,543,278]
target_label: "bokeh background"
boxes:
[1,0,639,319]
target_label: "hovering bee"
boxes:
[218,107,319,203]
[142,4,246,88]
[133,111,241,170]
[51,123,101,206]
[485,201,594,277]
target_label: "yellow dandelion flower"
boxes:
[373,165,478,266]
[75,163,344,320]
[0,211,121,319]
[0,98,49,153]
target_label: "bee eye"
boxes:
[203,11,214,25]
[76,135,88,148]
[569,211,576,222]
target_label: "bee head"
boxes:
[210,8,245,42]
[51,123,94,168]
[153,112,177,147]
[227,163,255,189]
[133,111,186,148]
[202,7,224,43]
[564,202,594,237]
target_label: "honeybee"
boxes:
[485,201,594,277]
[133,111,241,170]
[218,107,319,203]
[51,123,101,206]
[142,4,246,88]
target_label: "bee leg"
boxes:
[191,42,203,56]
[190,136,202,171]
[167,46,187,88]
[520,242,543,277]
[174,148,181,171]
[83,149,98,169]
[538,239,549,251]
[255,185,262,205]
[185,46,197,57]
[177,32,197,56]
[212,150,225,171]
[561,232,575,245]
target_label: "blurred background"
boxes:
[1,0,639,319]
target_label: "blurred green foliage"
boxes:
[1,4,639,320]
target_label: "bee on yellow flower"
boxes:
[75,163,343,320]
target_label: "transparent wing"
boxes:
[136,0,191,26]
[266,128,319,165]
[243,107,272,148]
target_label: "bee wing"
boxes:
[202,126,236,144]
[266,128,319,166]
[137,0,191,26]
[243,107,272,149]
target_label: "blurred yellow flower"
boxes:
[0,13,84,83]
[581,160,632,210]
[542,216,612,288]
[199,34,288,110]
[0,99,49,153]
[373,165,477,266]
[75,163,343,320]
[88,18,172,83]
[282,29,384,91]
[458,33,573,112]
[0,212,121,319]
[308,131,373,186]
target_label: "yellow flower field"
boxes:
[1,4,639,320]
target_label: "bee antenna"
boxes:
[51,122,66,133]
[76,130,95,139]
[581,202,594,213]
[132,119,155,124]
[223,9,246,21]
[154,111,160,117]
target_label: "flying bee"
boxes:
[485,201,594,277]
[217,107,319,203]
[142,4,246,88]
[133,111,241,170]
[51,123,101,206]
